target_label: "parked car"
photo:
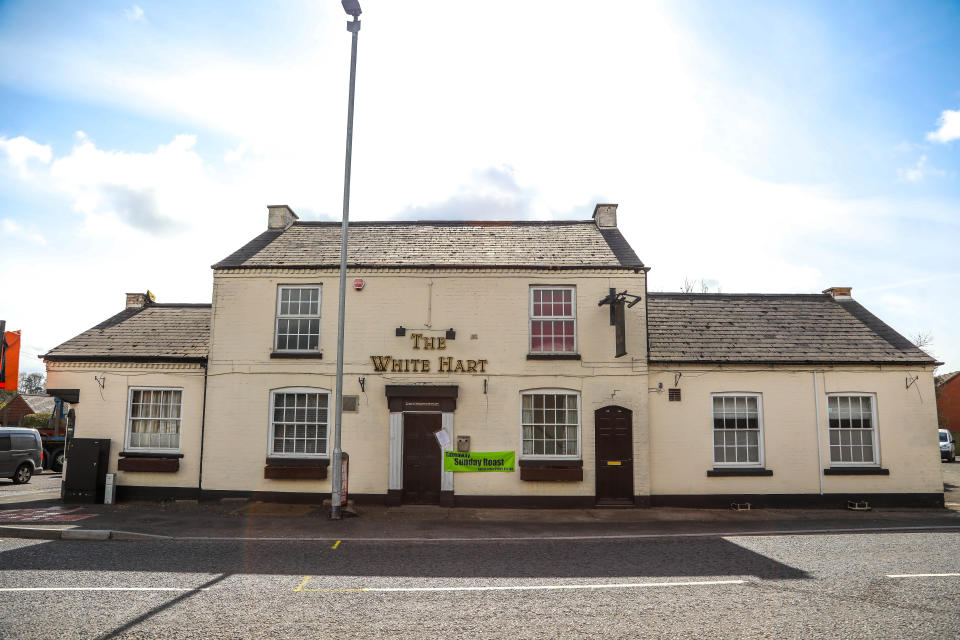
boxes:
[0,427,43,484]
[940,428,956,463]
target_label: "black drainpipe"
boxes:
[197,358,209,500]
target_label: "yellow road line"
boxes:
[331,540,341,549]
[294,576,312,592]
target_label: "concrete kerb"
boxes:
[5,522,960,543]
[0,526,171,542]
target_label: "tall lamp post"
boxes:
[331,0,362,520]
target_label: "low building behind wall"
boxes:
[42,204,944,508]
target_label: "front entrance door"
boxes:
[595,406,634,505]
[402,413,442,504]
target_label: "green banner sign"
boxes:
[444,451,515,472]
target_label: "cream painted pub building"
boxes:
[42,204,944,507]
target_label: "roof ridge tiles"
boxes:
[290,219,595,227]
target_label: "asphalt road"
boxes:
[0,470,61,504]
[943,459,960,508]
[2,529,959,639]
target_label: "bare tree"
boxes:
[912,331,934,350]
[17,372,45,394]
[681,277,722,294]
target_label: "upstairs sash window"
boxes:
[530,287,576,353]
[275,286,321,351]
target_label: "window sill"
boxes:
[823,467,889,476]
[707,468,773,477]
[519,458,582,468]
[526,353,581,361]
[118,456,180,473]
[264,457,330,480]
[119,451,185,459]
[519,458,583,481]
[270,352,323,359]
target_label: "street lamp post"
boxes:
[331,0,362,520]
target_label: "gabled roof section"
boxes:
[937,371,960,388]
[647,293,937,365]
[212,220,645,270]
[19,394,56,414]
[42,304,211,363]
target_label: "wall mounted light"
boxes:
[445,329,456,340]
[396,326,406,337]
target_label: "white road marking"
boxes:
[0,587,211,592]
[298,579,746,593]
[886,573,960,578]
[178,524,960,543]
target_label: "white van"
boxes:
[940,429,955,463]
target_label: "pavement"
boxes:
[1,465,960,541]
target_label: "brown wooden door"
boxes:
[402,413,442,504]
[595,406,634,505]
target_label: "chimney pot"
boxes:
[592,203,618,228]
[823,287,852,300]
[267,205,299,230]
[125,290,155,309]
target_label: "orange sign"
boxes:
[0,330,20,391]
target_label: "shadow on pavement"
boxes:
[0,536,809,580]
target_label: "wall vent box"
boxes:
[342,395,359,412]
[456,435,471,452]
[668,388,682,401]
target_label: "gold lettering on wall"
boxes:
[369,355,487,374]
[410,333,447,350]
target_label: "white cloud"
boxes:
[124,5,145,22]
[926,108,960,144]
[897,155,945,183]
[0,136,52,178]
[879,293,918,316]
[1,217,47,246]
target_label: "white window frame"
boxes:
[529,286,577,354]
[274,284,322,352]
[826,392,880,467]
[519,389,582,460]
[268,387,331,458]
[124,386,183,453]
[711,393,765,468]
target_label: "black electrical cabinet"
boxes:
[63,438,111,503]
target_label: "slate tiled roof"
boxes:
[647,293,937,365]
[42,304,211,362]
[212,221,644,270]
[19,394,56,414]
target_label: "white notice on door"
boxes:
[434,430,450,447]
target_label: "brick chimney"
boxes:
[126,290,156,309]
[823,287,852,300]
[592,203,618,228]
[267,205,298,230]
